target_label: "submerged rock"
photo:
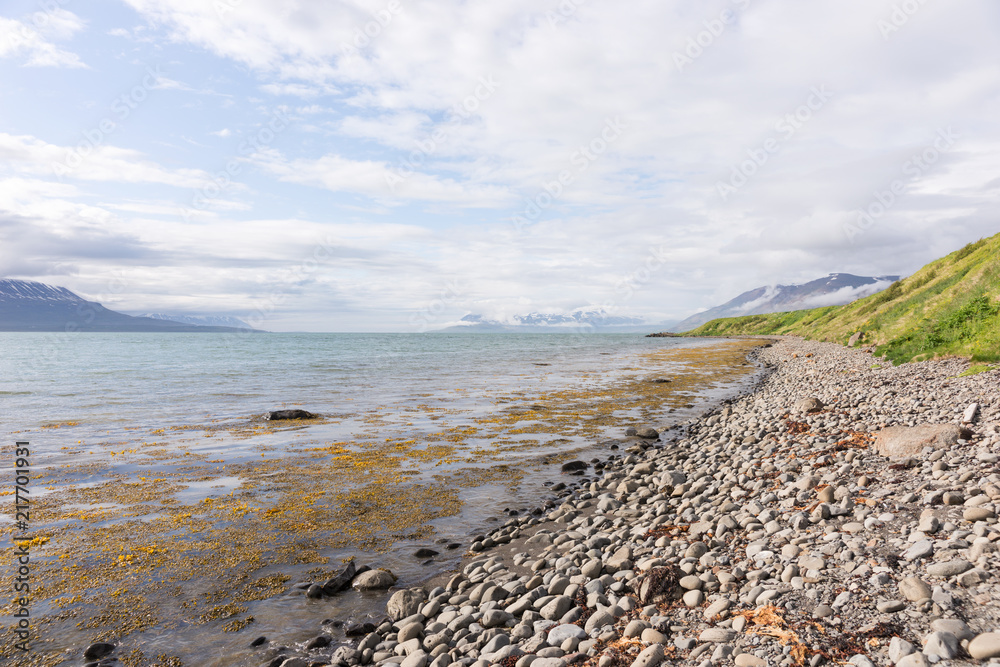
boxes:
[266,409,317,420]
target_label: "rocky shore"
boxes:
[238,338,999,667]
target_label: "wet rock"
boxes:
[561,461,589,473]
[636,427,659,439]
[84,643,115,660]
[322,561,357,595]
[267,409,317,420]
[413,548,439,558]
[352,569,397,590]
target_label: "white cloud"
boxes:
[211,128,232,137]
[0,133,216,188]
[0,10,87,68]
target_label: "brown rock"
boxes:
[873,424,969,459]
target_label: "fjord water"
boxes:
[0,332,760,665]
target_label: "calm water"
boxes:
[0,333,760,665]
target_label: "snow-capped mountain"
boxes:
[437,308,661,332]
[671,273,900,332]
[0,279,259,332]
[140,313,253,329]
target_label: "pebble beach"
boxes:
[225,336,1000,667]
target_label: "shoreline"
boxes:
[249,336,1000,667]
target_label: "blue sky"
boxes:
[1,0,999,331]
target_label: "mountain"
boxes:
[671,273,900,332]
[436,308,669,333]
[140,313,253,329]
[687,234,1000,364]
[0,279,260,332]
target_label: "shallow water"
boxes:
[0,333,763,665]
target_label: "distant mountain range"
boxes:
[670,273,900,332]
[140,313,253,329]
[436,308,672,333]
[0,279,260,332]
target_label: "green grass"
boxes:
[957,364,998,377]
[686,233,1000,364]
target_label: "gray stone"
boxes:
[540,595,574,621]
[387,589,426,621]
[895,654,928,667]
[888,637,915,662]
[930,619,973,641]
[630,643,664,667]
[795,397,825,414]
[876,600,905,613]
[923,631,959,659]
[964,507,996,522]
[585,610,615,634]
[926,559,972,577]
[400,651,429,667]
[547,624,587,644]
[903,540,933,561]
[636,427,659,439]
[352,568,397,590]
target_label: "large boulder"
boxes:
[352,569,397,591]
[267,409,317,420]
[873,424,970,459]
[794,397,824,413]
[386,588,426,621]
[322,561,356,595]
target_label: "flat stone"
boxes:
[548,624,587,644]
[698,628,737,643]
[969,633,1000,659]
[896,654,928,667]
[873,424,965,459]
[964,507,996,522]
[926,559,972,577]
[876,600,905,613]
[735,655,766,667]
[903,540,933,561]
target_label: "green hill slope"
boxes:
[687,234,1000,364]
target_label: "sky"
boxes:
[1,0,998,332]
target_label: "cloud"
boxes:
[0,10,87,68]
[0,133,216,188]
[211,128,232,137]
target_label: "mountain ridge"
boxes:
[0,279,260,333]
[670,272,899,331]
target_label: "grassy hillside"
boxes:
[687,233,1000,364]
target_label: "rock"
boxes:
[795,397,824,413]
[250,636,267,647]
[305,634,331,649]
[279,659,311,667]
[931,619,974,641]
[873,424,967,458]
[353,568,397,590]
[848,332,862,347]
[387,588,425,621]
[698,628,736,643]
[400,651,429,667]
[541,595,574,620]
[903,540,934,561]
[306,583,324,598]
[926,560,972,577]
[413,548,439,558]
[889,637,916,662]
[964,402,980,423]
[735,655,766,667]
[922,631,959,660]
[876,600,905,613]
[267,409,317,420]
[322,561,357,594]
[561,461,589,473]
[969,632,1000,659]
[483,609,513,628]
[896,654,928,667]
[630,643,664,667]
[704,598,731,620]
[636,427,659,439]
[585,609,615,633]
[898,577,932,601]
[964,507,996,522]
[84,643,115,660]
[548,624,587,644]
[635,567,679,604]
